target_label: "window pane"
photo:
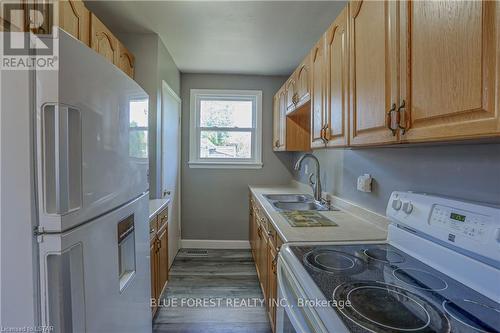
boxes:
[129,129,148,158]
[200,100,253,128]
[200,131,252,159]
[129,99,148,128]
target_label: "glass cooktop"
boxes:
[290,244,500,333]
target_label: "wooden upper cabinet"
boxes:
[58,0,90,46]
[325,6,349,147]
[296,54,311,107]
[285,77,297,113]
[273,93,281,150]
[310,37,326,148]
[118,41,135,78]
[90,14,119,65]
[400,0,499,142]
[278,89,287,149]
[349,0,399,146]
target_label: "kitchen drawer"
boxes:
[157,206,169,230]
[149,216,158,241]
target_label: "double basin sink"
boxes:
[264,194,332,212]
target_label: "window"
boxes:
[129,98,148,159]
[189,89,263,169]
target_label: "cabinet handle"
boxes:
[320,124,329,143]
[150,228,155,234]
[397,100,408,135]
[386,103,398,136]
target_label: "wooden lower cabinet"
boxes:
[249,193,283,332]
[150,239,159,315]
[150,206,169,316]
[157,226,169,294]
[267,243,278,331]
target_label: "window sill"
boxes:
[188,161,263,169]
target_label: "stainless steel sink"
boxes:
[264,194,312,202]
[272,201,330,211]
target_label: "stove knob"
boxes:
[402,201,413,214]
[392,199,402,211]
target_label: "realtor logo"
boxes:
[1,1,58,70]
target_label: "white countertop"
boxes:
[249,183,388,243]
[149,198,171,219]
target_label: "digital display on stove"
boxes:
[450,212,466,222]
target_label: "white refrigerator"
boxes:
[1,29,152,332]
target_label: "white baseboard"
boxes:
[180,239,250,249]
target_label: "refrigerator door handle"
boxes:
[42,103,82,215]
[39,242,86,332]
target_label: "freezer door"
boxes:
[36,29,149,232]
[38,193,152,333]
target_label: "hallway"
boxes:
[153,249,272,333]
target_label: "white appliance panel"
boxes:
[386,191,500,266]
[36,29,149,232]
[38,193,151,333]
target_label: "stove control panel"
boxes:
[387,191,500,266]
[430,205,490,242]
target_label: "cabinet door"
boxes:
[260,235,269,305]
[400,1,499,142]
[150,239,158,314]
[311,38,326,148]
[349,1,399,145]
[278,89,287,149]
[325,7,349,147]
[58,0,90,46]
[285,77,297,113]
[255,219,262,278]
[157,226,168,296]
[118,40,135,78]
[267,244,278,331]
[272,93,281,150]
[90,14,118,64]
[296,55,311,106]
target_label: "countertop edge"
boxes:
[149,198,171,220]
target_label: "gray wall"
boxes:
[118,33,180,198]
[292,143,500,215]
[181,74,292,240]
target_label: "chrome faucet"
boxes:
[294,153,323,203]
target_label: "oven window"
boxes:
[117,215,136,292]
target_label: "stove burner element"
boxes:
[443,299,500,332]
[304,249,364,274]
[334,281,450,333]
[363,248,405,264]
[393,268,448,291]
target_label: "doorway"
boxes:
[161,80,182,267]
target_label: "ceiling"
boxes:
[85,1,346,76]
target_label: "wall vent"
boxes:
[184,249,209,257]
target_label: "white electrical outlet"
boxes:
[357,174,372,192]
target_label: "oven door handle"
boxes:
[277,258,310,333]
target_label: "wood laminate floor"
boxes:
[153,249,272,333]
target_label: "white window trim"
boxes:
[189,89,263,169]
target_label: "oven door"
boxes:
[276,256,328,333]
